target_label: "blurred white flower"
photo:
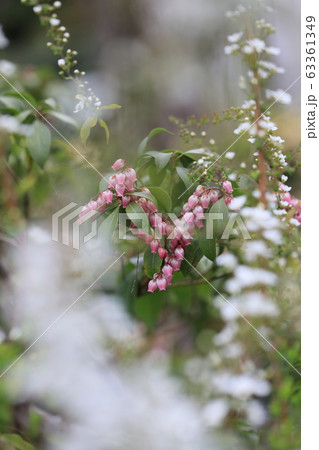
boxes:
[0,25,9,49]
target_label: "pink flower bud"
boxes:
[158,248,168,259]
[144,234,153,244]
[224,194,233,205]
[88,200,98,210]
[195,185,206,195]
[148,279,158,293]
[147,201,157,213]
[182,204,192,214]
[185,222,195,235]
[170,258,181,271]
[137,229,145,239]
[193,205,204,219]
[125,168,137,182]
[125,178,135,192]
[139,197,148,211]
[108,175,116,188]
[101,189,113,204]
[157,276,167,291]
[223,180,233,194]
[112,159,125,171]
[165,223,174,237]
[209,190,219,203]
[158,222,167,235]
[150,240,160,253]
[200,193,210,209]
[141,187,151,194]
[165,275,173,285]
[122,195,131,208]
[162,264,173,277]
[116,173,126,185]
[115,184,125,197]
[183,212,194,224]
[175,246,184,261]
[194,218,204,228]
[149,213,162,228]
[181,237,192,246]
[187,195,199,209]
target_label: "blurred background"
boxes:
[0,0,300,196]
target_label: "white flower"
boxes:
[273,208,286,216]
[220,291,279,320]
[0,25,9,49]
[209,139,215,145]
[74,100,85,113]
[228,195,246,211]
[216,253,238,270]
[242,240,273,262]
[202,399,229,427]
[0,115,32,135]
[0,59,16,76]
[240,162,246,168]
[225,151,235,160]
[227,32,243,43]
[259,60,285,74]
[290,218,301,226]
[228,173,237,181]
[241,99,256,109]
[225,266,277,294]
[33,5,42,13]
[262,229,282,244]
[270,135,285,144]
[212,372,271,399]
[234,122,251,135]
[50,18,60,26]
[243,38,266,54]
[57,58,66,67]
[224,44,239,55]
[53,1,62,7]
[281,174,288,182]
[266,46,281,55]
[248,137,256,144]
[266,89,292,105]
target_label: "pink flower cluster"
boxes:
[79,158,234,292]
[279,183,301,224]
[147,183,233,293]
[78,159,138,223]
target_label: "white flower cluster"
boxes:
[5,228,222,450]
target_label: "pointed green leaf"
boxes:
[176,166,192,188]
[98,206,119,250]
[138,127,173,155]
[126,203,150,234]
[208,199,229,238]
[99,104,122,110]
[26,120,51,167]
[147,186,172,212]
[143,246,162,278]
[46,110,78,128]
[198,236,217,262]
[80,116,97,145]
[99,118,110,144]
[155,151,172,170]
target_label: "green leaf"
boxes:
[138,127,173,156]
[26,120,51,167]
[198,236,217,262]
[176,166,192,188]
[180,240,203,276]
[98,206,119,250]
[80,116,97,145]
[154,151,172,170]
[5,91,37,108]
[46,110,78,128]
[207,199,229,238]
[126,203,150,234]
[143,246,162,278]
[99,104,122,110]
[0,95,25,111]
[134,292,164,330]
[127,191,158,206]
[147,186,172,212]
[0,434,35,450]
[99,118,110,144]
